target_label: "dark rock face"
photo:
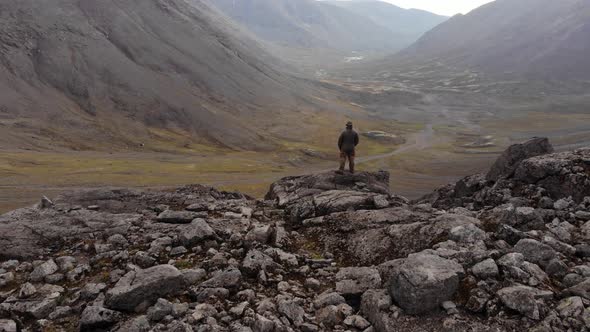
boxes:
[2,140,590,331]
[486,137,554,181]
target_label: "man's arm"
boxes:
[354,132,359,147]
[338,133,344,150]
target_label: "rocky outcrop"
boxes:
[2,139,590,331]
[486,137,554,181]
[266,171,390,207]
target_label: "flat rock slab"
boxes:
[105,265,185,312]
[156,210,205,224]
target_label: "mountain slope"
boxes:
[399,0,590,79]
[325,0,448,49]
[0,0,321,151]
[207,0,407,52]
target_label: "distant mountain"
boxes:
[208,0,427,53]
[0,0,321,151]
[324,0,448,49]
[399,0,590,79]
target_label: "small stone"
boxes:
[471,258,499,279]
[0,319,17,332]
[514,239,557,268]
[80,306,122,331]
[192,303,218,322]
[170,246,188,256]
[147,298,173,322]
[107,234,129,248]
[18,282,37,298]
[314,292,346,309]
[182,268,207,285]
[556,296,584,318]
[305,278,321,291]
[343,315,371,329]
[0,272,15,287]
[157,210,203,224]
[30,259,58,282]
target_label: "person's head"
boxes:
[346,121,353,130]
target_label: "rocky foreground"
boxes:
[1,138,590,332]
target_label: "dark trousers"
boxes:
[339,150,355,173]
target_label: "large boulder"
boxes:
[486,137,553,181]
[266,171,390,207]
[389,253,464,314]
[105,265,186,312]
[514,148,590,202]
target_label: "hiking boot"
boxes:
[335,170,344,175]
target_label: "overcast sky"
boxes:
[365,0,495,16]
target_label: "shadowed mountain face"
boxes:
[0,0,321,151]
[325,0,448,49]
[207,0,415,52]
[399,0,590,79]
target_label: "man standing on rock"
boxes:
[337,121,359,174]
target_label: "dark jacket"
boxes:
[338,129,359,153]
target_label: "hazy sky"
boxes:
[373,0,495,16]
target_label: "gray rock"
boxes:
[157,210,203,224]
[313,292,346,309]
[105,265,186,312]
[199,267,242,290]
[360,289,394,332]
[192,303,218,322]
[114,315,150,332]
[169,246,188,256]
[133,251,157,268]
[449,224,486,243]
[182,268,207,285]
[472,258,499,279]
[55,256,77,272]
[253,314,275,332]
[0,320,17,332]
[277,296,305,326]
[373,195,390,209]
[335,267,382,297]
[190,287,230,302]
[556,296,584,318]
[242,250,279,276]
[563,273,585,288]
[179,219,215,246]
[564,278,590,299]
[265,171,390,208]
[554,198,572,211]
[147,298,173,322]
[0,272,14,288]
[486,137,553,181]
[81,283,107,300]
[545,259,568,279]
[18,282,37,299]
[107,234,129,248]
[514,239,557,268]
[390,252,464,314]
[497,285,546,320]
[316,305,345,327]
[244,224,272,245]
[30,259,58,282]
[575,244,590,258]
[80,306,123,331]
[343,315,371,329]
